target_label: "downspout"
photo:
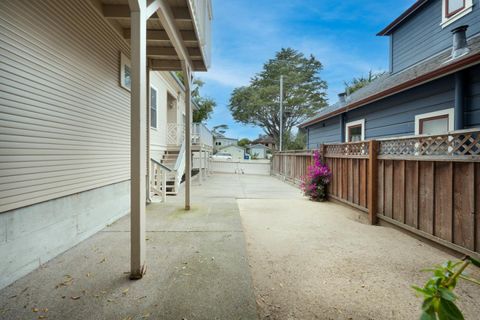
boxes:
[338,93,346,142]
[454,71,466,130]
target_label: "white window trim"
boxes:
[345,119,365,142]
[414,108,455,135]
[441,0,474,28]
[120,52,131,91]
[150,85,158,129]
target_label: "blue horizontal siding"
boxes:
[307,115,341,149]
[346,75,455,139]
[392,0,480,73]
[466,64,480,127]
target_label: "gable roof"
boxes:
[300,35,480,128]
[253,135,275,144]
[377,0,429,36]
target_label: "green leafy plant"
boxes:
[412,256,480,320]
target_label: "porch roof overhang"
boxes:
[299,36,480,129]
[95,0,211,71]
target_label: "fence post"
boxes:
[368,140,378,225]
[320,144,326,162]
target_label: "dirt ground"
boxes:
[238,197,480,320]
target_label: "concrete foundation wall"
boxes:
[0,181,130,289]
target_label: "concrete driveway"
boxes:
[1,173,479,320]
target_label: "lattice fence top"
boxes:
[325,141,369,157]
[378,130,480,157]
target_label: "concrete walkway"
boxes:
[0,174,296,320]
[1,174,479,320]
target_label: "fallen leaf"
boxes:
[42,308,48,312]
[38,316,48,319]
[32,308,39,312]
[122,288,129,295]
[70,296,80,300]
[86,273,91,278]
[142,313,150,318]
[99,258,106,263]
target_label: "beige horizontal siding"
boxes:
[0,0,132,212]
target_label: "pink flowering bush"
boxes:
[300,150,331,201]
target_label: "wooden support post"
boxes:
[368,140,378,225]
[129,1,147,280]
[162,170,167,203]
[320,144,326,163]
[197,151,202,185]
[182,62,192,210]
[204,150,208,177]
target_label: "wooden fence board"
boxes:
[360,159,367,208]
[434,162,453,242]
[342,159,348,199]
[476,163,479,253]
[384,160,393,218]
[353,159,359,205]
[337,158,342,197]
[348,159,354,203]
[405,161,419,228]
[378,160,384,215]
[393,160,405,223]
[453,162,475,250]
[419,162,434,234]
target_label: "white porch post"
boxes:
[203,150,208,177]
[129,0,147,280]
[183,62,192,209]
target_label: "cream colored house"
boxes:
[218,145,246,160]
[0,0,212,288]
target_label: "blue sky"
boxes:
[197,0,415,140]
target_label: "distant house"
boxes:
[300,0,480,148]
[253,135,277,150]
[247,144,270,159]
[219,145,246,160]
[213,133,238,151]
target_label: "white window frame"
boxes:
[414,108,455,135]
[150,85,158,129]
[441,0,474,28]
[345,119,365,142]
[120,52,131,91]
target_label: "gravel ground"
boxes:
[239,197,480,320]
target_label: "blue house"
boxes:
[301,0,480,148]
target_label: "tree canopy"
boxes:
[238,138,251,147]
[228,48,328,145]
[176,72,216,123]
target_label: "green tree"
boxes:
[176,72,216,123]
[238,138,251,147]
[344,70,386,95]
[285,130,306,150]
[228,48,328,145]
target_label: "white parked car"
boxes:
[211,152,233,161]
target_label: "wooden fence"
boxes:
[273,129,480,258]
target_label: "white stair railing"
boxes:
[150,158,172,202]
[173,138,186,192]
